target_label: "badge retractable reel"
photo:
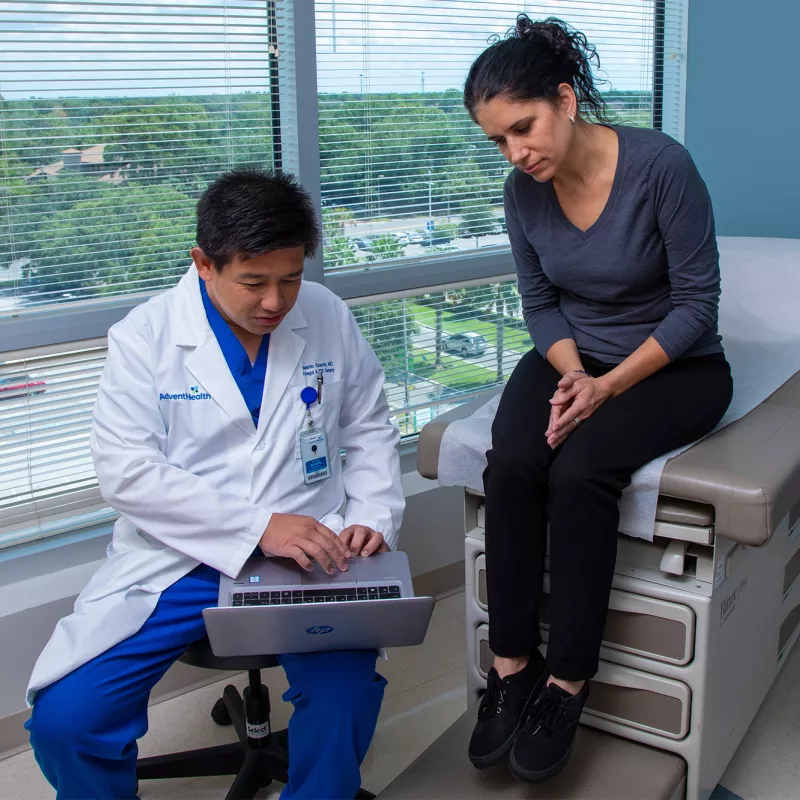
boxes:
[299,385,331,485]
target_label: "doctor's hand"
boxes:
[259,513,350,574]
[339,525,390,557]
[546,374,612,449]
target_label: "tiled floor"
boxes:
[1,590,799,800]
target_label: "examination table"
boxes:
[381,240,800,800]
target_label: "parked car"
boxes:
[443,332,488,357]
[0,374,46,401]
[390,232,410,245]
[405,231,425,244]
[350,237,370,250]
[422,232,453,246]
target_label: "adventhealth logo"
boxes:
[159,386,212,401]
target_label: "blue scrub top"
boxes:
[200,279,269,427]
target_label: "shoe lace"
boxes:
[477,672,506,720]
[521,687,567,738]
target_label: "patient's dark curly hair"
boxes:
[464,15,611,123]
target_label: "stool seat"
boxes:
[179,636,280,672]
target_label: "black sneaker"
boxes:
[468,649,546,769]
[509,680,589,782]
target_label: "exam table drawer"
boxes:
[474,555,695,665]
[476,624,691,740]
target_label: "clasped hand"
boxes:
[545,371,612,449]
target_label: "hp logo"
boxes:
[306,625,334,635]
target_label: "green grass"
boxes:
[409,347,503,391]
[410,303,532,353]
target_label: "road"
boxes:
[345,211,504,241]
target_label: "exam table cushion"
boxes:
[417,370,800,546]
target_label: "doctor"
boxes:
[25,168,405,799]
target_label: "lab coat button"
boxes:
[255,442,266,451]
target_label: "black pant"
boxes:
[483,350,733,681]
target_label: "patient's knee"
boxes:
[486,442,547,485]
[548,459,622,499]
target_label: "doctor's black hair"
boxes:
[196,168,320,269]
[463,15,611,123]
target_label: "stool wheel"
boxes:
[211,697,232,727]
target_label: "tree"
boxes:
[0,151,31,270]
[30,184,195,297]
[321,206,358,270]
[430,221,458,246]
[96,101,218,184]
[351,300,419,379]
[366,234,404,263]
[459,199,497,237]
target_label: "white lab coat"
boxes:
[27,266,404,703]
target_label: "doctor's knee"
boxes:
[28,682,105,753]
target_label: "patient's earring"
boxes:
[568,114,575,126]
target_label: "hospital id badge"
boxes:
[299,426,331,484]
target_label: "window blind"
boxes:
[0,277,522,548]
[0,340,107,543]
[0,0,279,314]
[315,0,668,273]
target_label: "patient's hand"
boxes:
[339,525,389,556]
[546,374,612,449]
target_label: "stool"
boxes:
[136,636,375,800]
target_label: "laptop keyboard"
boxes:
[232,586,403,606]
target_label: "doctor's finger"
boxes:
[315,523,350,560]
[348,527,371,555]
[308,532,349,571]
[286,545,314,572]
[301,539,336,574]
[360,531,386,556]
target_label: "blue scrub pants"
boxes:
[25,564,387,800]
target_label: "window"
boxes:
[0,0,279,313]
[314,0,671,278]
[0,0,687,547]
[351,278,521,436]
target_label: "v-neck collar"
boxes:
[546,124,625,241]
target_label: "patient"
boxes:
[462,16,732,782]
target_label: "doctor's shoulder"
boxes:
[296,280,353,334]
[106,289,173,354]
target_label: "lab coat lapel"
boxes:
[186,335,254,436]
[257,303,307,438]
[172,266,255,437]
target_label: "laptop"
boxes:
[203,551,435,657]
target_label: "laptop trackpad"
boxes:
[301,559,360,585]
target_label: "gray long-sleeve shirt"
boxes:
[505,124,723,364]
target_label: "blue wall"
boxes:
[685,0,800,239]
